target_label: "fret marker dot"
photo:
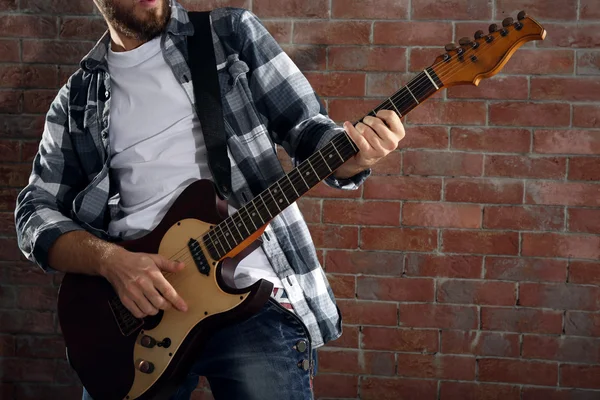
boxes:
[329,154,333,158]
[306,172,310,176]
[279,199,283,203]
[252,213,256,216]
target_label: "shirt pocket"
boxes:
[71,163,110,229]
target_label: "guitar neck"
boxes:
[203,67,444,260]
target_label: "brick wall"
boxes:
[1,0,599,399]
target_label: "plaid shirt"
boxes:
[14,2,370,348]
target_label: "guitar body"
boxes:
[57,179,274,400]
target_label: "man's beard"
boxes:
[97,0,171,42]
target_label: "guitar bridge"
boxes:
[188,238,210,276]
[108,296,144,337]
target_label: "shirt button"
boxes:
[105,90,110,99]
[295,340,307,352]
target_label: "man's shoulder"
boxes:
[206,7,261,35]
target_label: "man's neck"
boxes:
[108,26,147,53]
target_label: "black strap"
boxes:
[187,11,231,199]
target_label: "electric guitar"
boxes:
[57,11,546,400]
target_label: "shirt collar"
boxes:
[80,1,194,73]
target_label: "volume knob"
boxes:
[140,335,157,348]
[137,360,155,374]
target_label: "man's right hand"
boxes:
[100,248,188,318]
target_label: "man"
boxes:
[14,0,405,399]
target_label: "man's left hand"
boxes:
[334,110,405,179]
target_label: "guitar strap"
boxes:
[186,11,232,200]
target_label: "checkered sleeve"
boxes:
[234,9,370,190]
[14,81,86,272]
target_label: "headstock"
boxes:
[431,11,546,87]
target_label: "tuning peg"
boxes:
[444,42,457,52]
[474,30,485,40]
[517,10,527,21]
[502,17,514,27]
[459,37,472,46]
[489,23,498,33]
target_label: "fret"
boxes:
[405,86,419,104]
[243,205,258,230]
[331,140,345,162]
[221,224,235,249]
[268,188,282,212]
[389,98,402,117]
[231,214,246,240]
[318,150,332,172]
[424,69,439,90]
[294,167,310,189]
[257,194,273,219]
[286,174,300,197]
[213,229,227,256]
[307,158,320,180]
[276,181,290,205]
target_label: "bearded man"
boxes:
[14,1,405,399]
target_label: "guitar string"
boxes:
[161,27,516,274]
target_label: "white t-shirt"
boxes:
[106,37,282,289]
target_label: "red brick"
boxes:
[0,358,55,382]
[481,307,563,334]
[486,257,567,282]
[254,0,328,18]
[326,325,359,348]
[372,150,402,175]
[0,39,19,62]
[0,90,21,113]
[565,311,600,337]
[570,261,600,286]
[328,98,382,122]
[441,382,520,400]
[361,227,438,251]
[14,384,81,400]
[0,286,15,308]
[319,349,395,376]
[23,90,56,114]
[523,335,600,364]
[450,128,531,153]
[399,126,449,150]
[307,224,358,249]
[479,358,557,386]
[0,237,21,261]
[446,178,524,204]
[503,49,575,75]
[531,77,600,101]
[0,334,14,356]
[323,200,400,226]
[361,377,437,400]
[485,155,566,179]
[0,262,53,286]
[534,129,600,155]
[409,48,445,72]
[405,254,483,279]
[357,276,434,302]
[561,364,600,389]
[438,280,516,306]
[399,304,478,330]
[569,208,600,234]
[263,21,292,43]
[408,100,486,125]
[0,65,58,89]
[15,335,65,358]
[329,46,407,72]
[364,176,442,201]
[523,233,600,259]
[374,21,452,46]
[496,0,577,20]
[573,105,600,128]
[0,0,17,11]
[396,354,475,380]
[577,50,600,75]
[0,212,15,235]
[59,16,107,40]
[441,331,520,357]
[581,0,600,19]
[54,359,79,385]
[484,205,564,231]
[179,0,249,11]
[0,140,20,162]
[568,157,600,181]
[442,230,519,255]
[16,286,57,311]
[413,0,491,19]
[448,76,528,100]
[294,21,370,45]
[21,0,93,13]
[526,182,600,207]
[332,0,408,19]
[403,202,481,228]
[0,164,30,187]
[539,23,600,48]
[296,198,320,224]
[489,102,570,127]
[0,189,19,211]
[22,40,93,64]
[305,181,362,199]
[404,151,483,177]
[337,300,397,326]
[305,72,365,97]
[520,283,600,311]
[0,15,57,38]
[313,374,358,399]
[282,45,326,71]
[522,387,600,400]
[326,274,355,299]
[326,250,403,276]
[361,327,438,352]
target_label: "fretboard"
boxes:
[203,67,443,260]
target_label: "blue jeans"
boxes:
[83,298,317,400]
